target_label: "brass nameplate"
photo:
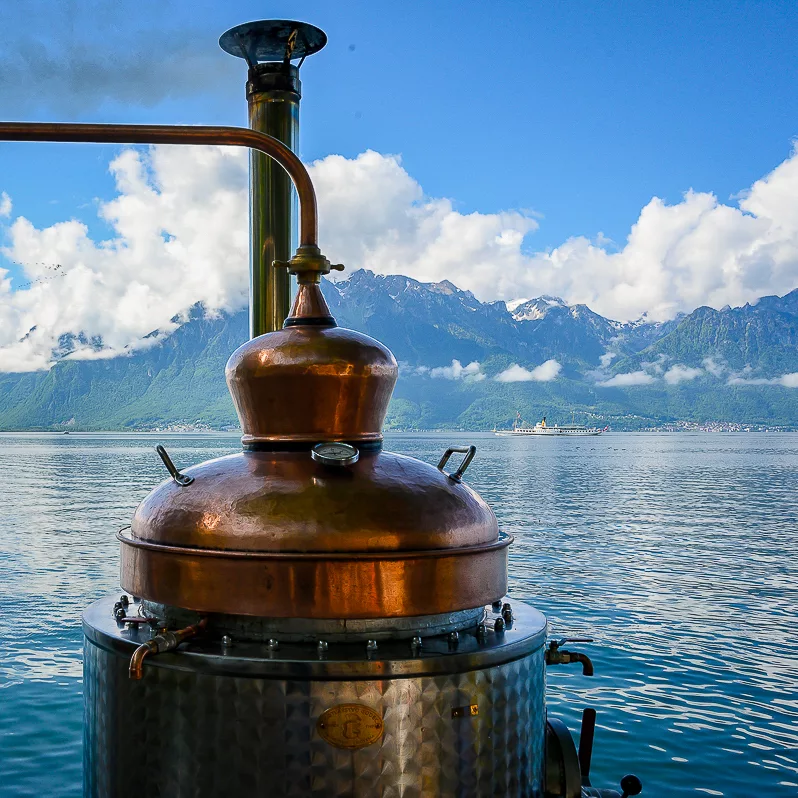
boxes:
[451,704,479,719]
[317,704,384,749]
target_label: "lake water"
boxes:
[1,432,797,797]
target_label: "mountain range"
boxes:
[2,269,798,431]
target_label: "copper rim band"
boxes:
[117,529,512,559]
[119,530,510,619]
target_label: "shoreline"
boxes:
[1,426,797,435]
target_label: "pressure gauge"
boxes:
[311,442,360,467]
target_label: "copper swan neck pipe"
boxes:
[0,122,318,248]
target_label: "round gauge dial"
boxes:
[311,442,360,467]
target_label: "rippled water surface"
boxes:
[1,432,797,797]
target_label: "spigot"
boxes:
[545,637,595,676]
[129,618,207,679]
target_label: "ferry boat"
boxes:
[495,413,606,436]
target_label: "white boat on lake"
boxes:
[495,413,606,436]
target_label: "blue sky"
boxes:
[1,0,798,370]
[1,1,796,247]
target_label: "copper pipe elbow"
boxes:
[568,651,595,677]
[129,640,158,680]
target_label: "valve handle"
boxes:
[437,445,476,483]
[549,637,594,651]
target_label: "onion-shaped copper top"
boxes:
[226,280,398,444]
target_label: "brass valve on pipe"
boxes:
[273,244,345,283]
[129,618,207,680]
[544,637,595,676]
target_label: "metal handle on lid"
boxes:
[156,445,194,487]
[437,445,476,483]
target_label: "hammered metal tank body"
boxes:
[84,596,547,798]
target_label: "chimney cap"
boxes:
[220,20,327,66]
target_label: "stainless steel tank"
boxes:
[84,598,548,797]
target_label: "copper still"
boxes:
[0,19,642,798]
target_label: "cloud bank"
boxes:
[496,360,562,383]
[415,359,562,384]
[727,372,798,387]
[598,359,798,389]
[663,364,704,384]
[597,370,655,387]
[428,360,485,381]
[315,145,798,324]
[4,141,798,371]
[0,146,249,371]
[700,359,798,388]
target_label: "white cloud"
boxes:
[0,145,249,372]
[312,150,539,303]
[0,192,11,218]
[727,376,771,385]
[641,355,668,375]
[5,141,798,371]
[596,360,714,387]
[664,364,704,384]
[429,359,485,381]
[728,372,798,387]
[315,145,798,322]
[599,351,617,368]
[702,357,726,377]
[495,359,561,383]
[597,370,655,387]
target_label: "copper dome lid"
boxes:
[122,447,507,618]
[130,451,499,554]
[119,248,510,618]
